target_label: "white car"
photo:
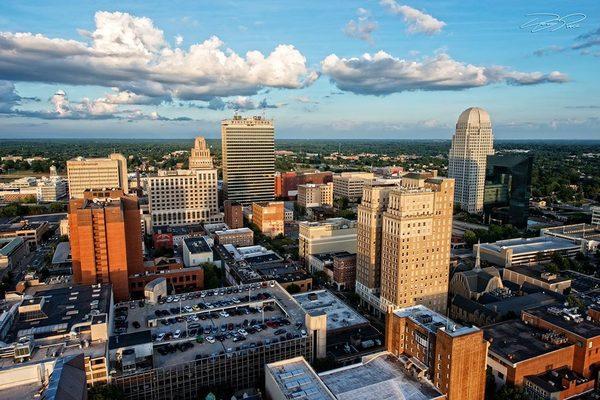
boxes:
[156,333,166,342]
[238,329,248,336]
[219,311,229,318]
[184,306,193,313]
[166,297,173,303]
[200,292,206,298]
[300,329,307,337]
[173,329,182,339]
[206,336,216,344]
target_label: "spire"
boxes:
[474,240,481,271]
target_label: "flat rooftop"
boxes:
[113,282,308,371]
[51,242,71,265]
[183,236,211,253]
[394,304,479,338]
[311,251,354,263]
[507,265,571,284]
[524,306,600,339]
[267,357,336,400]
[479,236,580,255]
[483,320,571,363]
[294,290,368,331]
[543,224,600,240]
[319,352,444,400]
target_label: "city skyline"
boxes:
[0,1,598,139]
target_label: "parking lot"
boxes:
[114,282,308,367]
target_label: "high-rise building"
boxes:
[66,153,128,199]
[379,177,454,313]
[188,136,214,169]
[298,218,357,262]
[222,116,275,205]
[252,201,285,238]
[386,305,488,400]
[297,182,333,208]
[68,189,144,301]
[147,169,221,227]
[483,153,533,229]
[224,200,244,229]
[448,107,494,214]
[355,181,396,308]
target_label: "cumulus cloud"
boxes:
[380,0,445,35]
[344,8,378,43]
[0,81,22,113]
[174,34,183,46]
[0,11,317,102]
[321,51,568,95]
[193,96,282,110]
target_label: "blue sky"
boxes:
[0,0,598,139]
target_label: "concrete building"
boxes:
[448,107,494,214]
[109,282,325,400]
[355,181,396,309]
[68,189,144,301]
[221,116,275,205]
[379,177,455,313]
[188,136,213,170]
[299,218,357,262]
[503,265,571,294]
[332,172,374,201]
[475,236,582,268]
[66,153,128,199]
[298,182,333,208]
[147,169,221,227]
[0,220,49,250]
[252,201,284,238]
[592,206,600,226]
[541,224,600,252]
[386,305,488,400]
[214,227,254,247]
[182,236,213,267]
[224,200,244,229]
[36,176,68,202]
[0,283,112,398]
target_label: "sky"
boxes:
[0,1,598,140]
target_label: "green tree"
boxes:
[88,384,125,400]
[463,230,477,247]
[202,263,221,289]
[494,384,528,400]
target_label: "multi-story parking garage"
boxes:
[109,281,326,400]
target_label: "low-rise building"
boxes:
[307,251,356,291]
[332,172,374,201]
[449,266,503,300]
[214,227,254,247]
[0,236,29,270]
[182,236,213,267]
[503,265,571,294]
[476,236,582,268]
[252,201,285,238]
[541,224,600,252]
[299,218,357,262]
[128,258,204,297]
[0,220,49,250]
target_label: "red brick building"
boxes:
[69,189,144,301]
[224,200,244,229]
[275,171,333,199]
[128,258,204,297]
[332,252,356,291]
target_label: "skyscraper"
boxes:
[379,177,454,313]
[66,153,129,199]
[448,107,494,214]
[188,136,214,170]
[221,116,275,205]
[68,189,144,301]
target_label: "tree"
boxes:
[286,283,301,294]
[88,384,125,400]
[463,230,477,247]
[202,263,221,289]
[494,384,528,400]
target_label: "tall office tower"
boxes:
[222,116,275,205]
[379,176,454,313]
[224,200,244,229]
[147,169,221,227]
[67,153,129,199]
[386,305,488,400]
[483,153,533,229]
[188,136,214,170]
[68,189,144,301]
[448,107,494,213]
[355,181,396,310]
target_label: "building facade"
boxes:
[448,107,494,214]
[68,189,144,301]
[221,116,275,205]
[188,136,213,170]
[332,172,374,201]
[224,200,244,229]
[297,182,333,208]
[147,169,221,227]
[252,201,284,238]
[298,218,357,262]
[67,153,128,199]
[377,177,454,313]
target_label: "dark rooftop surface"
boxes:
[183,236,211,253]
[524,306,600,339]
[483,320,571,363]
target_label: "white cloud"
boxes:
[322,51,568,95]
[193,96,282,110]
[0,11,317,102]
[344,8,378,43]
[175,34,183,46]
[380,0,445,35]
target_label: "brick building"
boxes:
[224,200,244,229]
[68,189,144,301]
[252,201,285,238]
[332,252,356,291]
[386,305,488,400]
